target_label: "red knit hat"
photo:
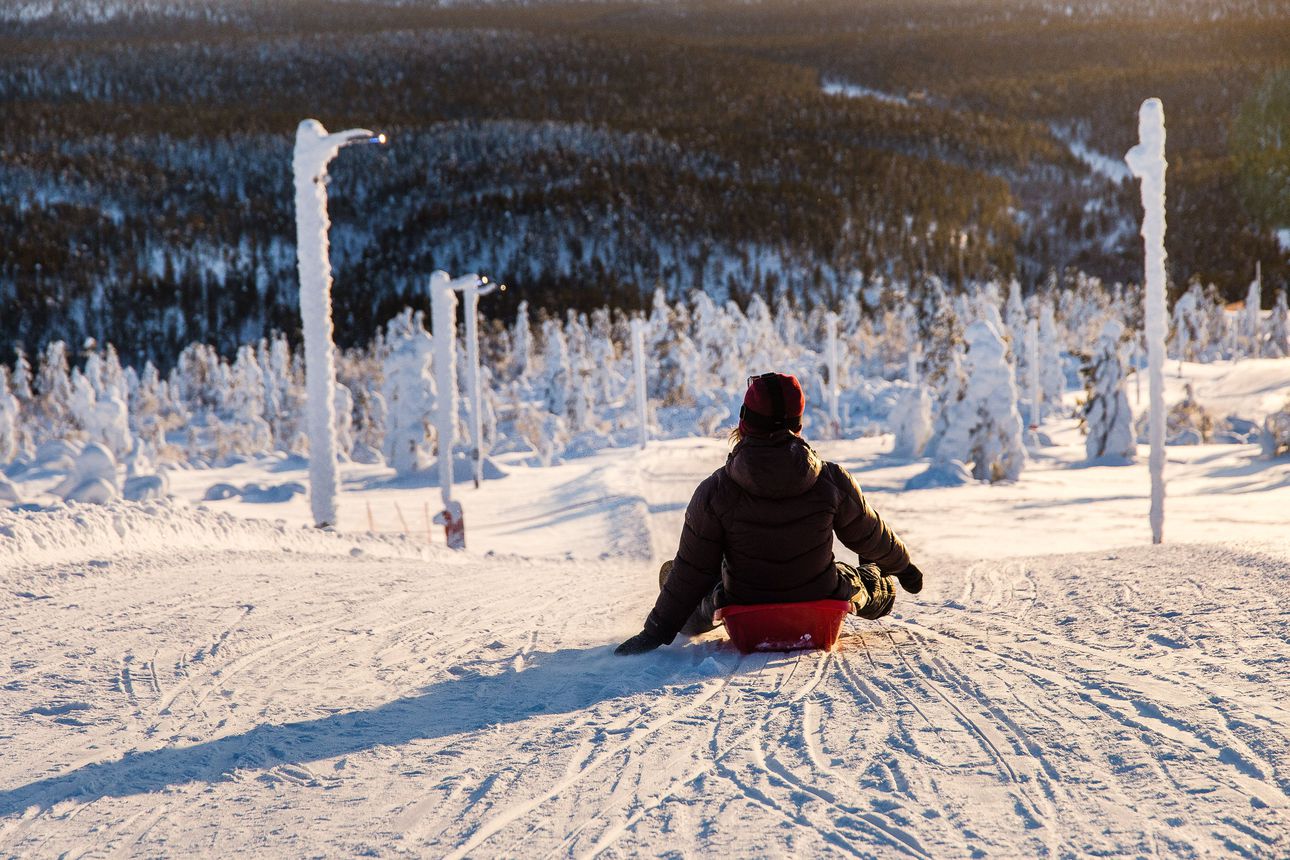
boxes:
[738,372,805,436]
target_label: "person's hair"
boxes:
[727,426,743,448]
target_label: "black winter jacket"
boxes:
[643,432,910,643]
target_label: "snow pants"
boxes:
[659,559,893,637]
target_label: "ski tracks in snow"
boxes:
[3,469,1290,857]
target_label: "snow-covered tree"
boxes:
[510,301,535,386]
[1081,319,1136,462]
[1242,271,1264,358]
[929,320,1026,483]
[227,344,272,454]
[35,341,75,444]
[1270,288,1289,358]
[0,366,19,463]
[890,383,933,458]
[381,309,436,475]
[68,350,131,457]
[540,316,573,419]
[1037,299,1065,417]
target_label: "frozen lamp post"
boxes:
[1125,98,1168,545]
[429,270,483,550]
[293,118,385,529]
[459,276,504,489]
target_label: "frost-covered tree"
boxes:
[1243,272,1264,358]
[381,309,436,475]
[540,316,573,419]
[334,383,355,460]
[35,341,75,443]
[0,367,19,463]
[9,349,33,454]
[890,383,933,458]
[1270,289,1289,358]
[69,351,131,457]
[1170,282,1203,363]
[1081,319,1136,462]
[227,344,272,454]
[510,301,535,386]
[1037,299,1066,416]
[263,335,306,454]
[929,320,1026,482]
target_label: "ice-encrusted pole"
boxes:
[826,311,840,437]
[293,119,385,528]
[430,271,475,550]
[631,317,648,449]
[461,276,502,489]
[1125,98,1168,545]
[1026,316,1040,429]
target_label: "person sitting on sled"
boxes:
[616,371,923,656]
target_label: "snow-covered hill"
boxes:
[3,428,1289,856]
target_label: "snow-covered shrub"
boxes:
[904,459,972,490]
[1166,383,1214,445]
[55,442,121,504]
[929,320,1026,483]
[1262,401,1290,458]
[1081,319,1136,462]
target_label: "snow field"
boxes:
[3,433,1290,855]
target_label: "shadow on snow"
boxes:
[0,644,733,816]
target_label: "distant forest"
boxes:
[1,0,1287,367]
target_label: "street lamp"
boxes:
[293,118,385,529]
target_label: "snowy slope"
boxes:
[3,432,1290,856]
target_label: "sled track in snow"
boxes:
[4,522,1290,856]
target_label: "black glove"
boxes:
[615,630,664,656]
[896,562,923,595]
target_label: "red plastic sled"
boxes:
[714,600,851,654]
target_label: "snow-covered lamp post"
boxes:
[429,270,480,550]
[459,276,504,489]
[1125,98,1168,545]
[293,118,385,529]
[631,317,648,449]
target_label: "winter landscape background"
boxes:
[3,0,1290,856]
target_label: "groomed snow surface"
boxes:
[4,416,1290,856]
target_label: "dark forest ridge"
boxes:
[3,0,1287,364]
